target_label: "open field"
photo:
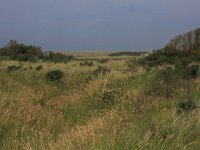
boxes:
[62,51,145,60]
[0,52,200,150]
[62,51,112,58]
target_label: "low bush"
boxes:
[90,83,116,109]
[46,70,64,81]
[93,66,111,76]
[11,54,38,62]
[144,67,180,98]
[0,40,43,62]
[134,50,200,71]
[7,65,22,73]
[36,65,43,71]
[0,40,75,62]
[80,61,94,67]
[101,89,115,104]
[187,64,199,79]
[178,100,197,113]
[175,62,199,79]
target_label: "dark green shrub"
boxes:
[90,87,116,110]
[0,40,43,62]
[186,64,199,79]
[144,67,180,98]
[7,65,22,73]
[178,100,197,113]
[11,54,38,62]
[46,70,64,81]
[0,40,76,63]
[80,61,94,67]
[175,63,199,79]
[36,65,43,71]
[102,90,115,104]
[134,50,200,71]
[93,66,111,76]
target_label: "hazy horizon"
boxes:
[1,0,200,51]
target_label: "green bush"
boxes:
[0,40,75,62]
[93,66,111,76]
[7,65,22,73]
[36,65,43,71]
[134,50,200,71]
[175,63,199,79]
[144,67,180,98]
[11,54,38,62]
[80,61,94,67]
[101,89,115,104]
[0,40,43,62]
[178,100,197,113]
[184,64,199,79]
[46,70,64,81]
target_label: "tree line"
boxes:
[165,27,200,54]
[0,40,74,62]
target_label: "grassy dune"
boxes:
[0,55,200,150]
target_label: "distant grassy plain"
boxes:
[63,51,144,60]
[0,51,200,150]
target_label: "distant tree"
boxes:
[0,40,74,62]
[0,40,43,61]
[164,27,200,55]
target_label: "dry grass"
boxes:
[0,56,200,149]
[49,110,120,150]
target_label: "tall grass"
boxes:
[0,58,200,149]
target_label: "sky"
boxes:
[0,0,200,51]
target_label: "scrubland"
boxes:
[0,53,200,150]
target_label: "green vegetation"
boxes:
[0,40,74,62]
[36,65,43,71]
[0,27,200,149]
[0,53,199,149]
[108,51,147,56]
[43,51,74,63]
[0,40,43,61]
[93,66,111,76]
[165,27,200,53]
[178,100,197,113]
[7,65,22,73]
[46,70,64,81]
[80,61,94,67]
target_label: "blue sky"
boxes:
[0,0,200,51]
